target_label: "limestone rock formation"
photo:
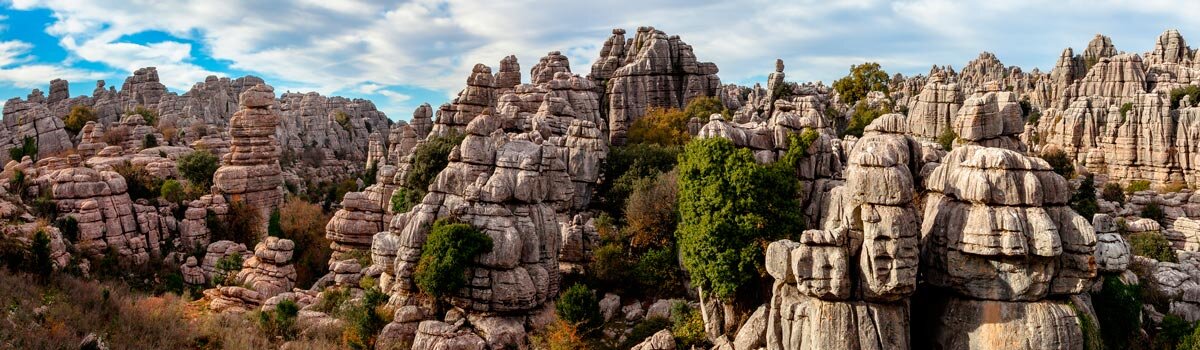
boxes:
[1094,214,1132,272]
[234,236,297,300]
[45,167,145,262]
[906,71,964,141]
[432,64,497,137]
[325,191,386,260]
[213,84,283,218]
[592,26,721,145]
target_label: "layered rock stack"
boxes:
[432,64,497,137]
[495,55,522,92]
[46,167,146,262]
[377,114,566,348]
[213,84,283,219]
[906,71,964,140]
[2,90,73,162]
[235,236,297,299]
[325,191,387,261]
[530,51,571,85]
[119,67,168,110]
[1094,214,1132,272]
[756,114,923,349]
[952,87,1027,152]
[917,145,1097,349]
[591,26,721,145]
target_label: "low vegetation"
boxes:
[413,219,493,299]
[1129,229,1177,263]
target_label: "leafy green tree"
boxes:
[399,134,464,211]
[556,283,601,332]
[1130,229,1176,262]
[414,219,493,299]
[177,150,220,188]
[267,208,282,237]
[133,105,158,126]
[628,107,691,146]
[593,144,680,218]
[843,103,889,138]
[64,105,97,134]
[675,137,802,300]
[1069,175,1099,220]
[1171,86,1200,109]
[832,62,890,106]
[257,299,299,340]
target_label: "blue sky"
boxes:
[0,0,1198,121]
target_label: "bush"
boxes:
[1142,203,1165,224]
[257,299,299,340]
[55,216,79,242]
[8,136,38,162]
[1074,304,1103,350]
[143,134,158,149]
[178,151,220,189]
[832,62,890,106]
[676,137,802,299]
[628,107,692,146]
[275,198,332,287]
[160,180,186,203]
[413,219,493,299]
[211,252,243,286]
[1119,102,1134,118]
[1171,85,1200,109]
[670,301,708,349]
[112,162,162,201]
[334,111,351,131]
[208,201,263,246]
[633,247,685,298]
[1041,149,1075,179]
[1070,175,1099,220]
[102,125,130,146]
[938,127,957,151]
[624,170,678,249]
[1159,314,1193,350]
[400,134,464,211]
[843,103,888,138]
[1129,230,1177,263]
[622,317,672,349]
[594,143,681,218]
[31,191,57,219]
[556,283,601,331]
[1127,180,1152,193]
[589,243,630,287]
[31,230,52,282]
[64,105,97,134]
[340,287,392,350]
[1102,182,1126,204]
[133,105,158,126]
[361,160,378,187]
[390,188,411,213]
[1090,274,1142,349]
[531,319,589,350]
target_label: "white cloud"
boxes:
[0,39,106,89]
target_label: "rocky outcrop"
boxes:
[917,145,1096,349]
[906,71,963,141]
[495,55,521,92]
[592,26,721,145]
[213,84,283,220]
[432,64,497,137]
[2,91,73,162]
[325,191,386,261]
[45,167,145,262]
[1083,34,1118,64]
[1093,213,1132,272]
[953,88,1026,152]
[234,236,296,300]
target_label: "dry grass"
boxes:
[0,270,342,349]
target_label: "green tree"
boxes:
[556,283,602,332]
[133,105,158,126]
[675,137,802,300]
[1041,149,1075,179]
[177,150,220,188]
[64,105,97,134]
[160,180,185,203]
[399,134,464,211]
[267,208,282,237]
[843,103,889,138]
[1069,175,1099,220]
[832,62,890,106]
[413,219,493,299]
[257,299,299,340]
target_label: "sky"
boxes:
[0,0,1198,122]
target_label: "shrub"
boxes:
[1159,315,1193,350]
[8,136,38,162]
[413,219,493,299]
[31,191,57,219]
[143,134,159,149]
[257,299,299,340]
[1074,305,1103,350]
[55,216,79,242]
[313,287,349,314]
[31,230,52,282]
[676,137,802,299]
[208,201,263,246]
[160,126,178,145]
[589,243,630,287]
[178,151,220,189]
[832,62,890,106]
[1142,203,1165,224]
[400,134,464,211]
[1129,230,1177,262]
[340,287,392,350]
[1069,175,1099,220]
[211,252,243,286]
[556,283,601,331]
[670,301,708,349]
[1127,180,1152,193]
[133,105,158,126]
[390,188,410,213]
[1119,102,1134,118]
[843,103,888,138]
[1170,85,1200,109]
[1041,149,1075,179]
[64,105,97,134]
[624,171,678,249]
[633,247,685,297]
[1102,182,1126,204]
[275,198,332,287]
[112,162,162,201]
[361,160,378,187]
[334,111,351,131]
[1090,275,1142,349]
[160,180,185,204]
[102,126,129,146]
[628,107,691,146]
[594,143,681,218]
[937,127,957,151]
[531,319,590,350]
[622,317,672,349]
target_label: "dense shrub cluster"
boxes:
[843,102,888,138]
[556,283,602,332]
[1102,182,1126,204]
[1171,85,1200,109]
[413,219,493,299]
[1041,149,1075,179]
[1069,175,1099,220]
[1129,230,1177,263]
[396,134,464,212]
[832,62,889,106]
[1090,275,1142,349]
[207,201,263,246]
[64,105,96,134]
[272,197,332,287]
[8,136,37,162]
[178,150,220,188]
